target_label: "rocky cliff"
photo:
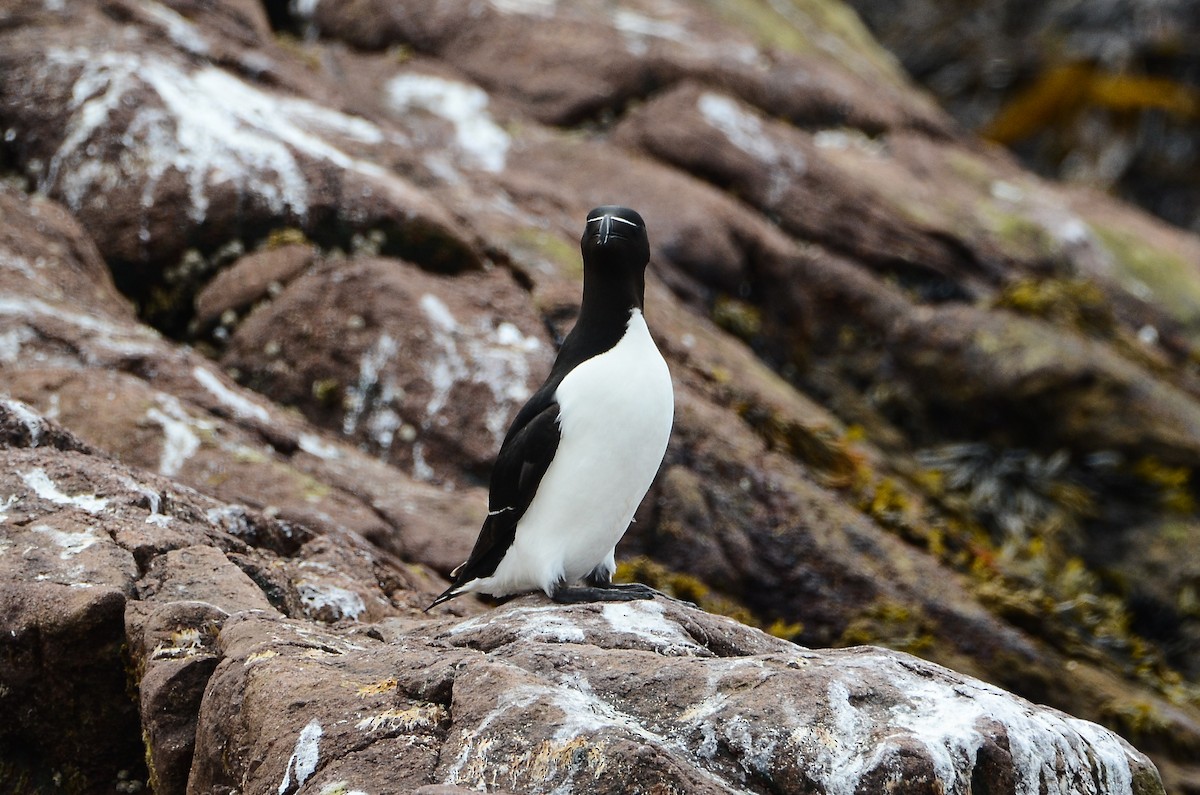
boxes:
[1,0,1198,793]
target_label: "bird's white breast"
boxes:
[484,309,674,596]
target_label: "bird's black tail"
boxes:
[424,583,465,613]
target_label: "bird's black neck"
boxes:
[578,264,644,328]
[551,267,645,379]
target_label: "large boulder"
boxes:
[191,598,1162,795]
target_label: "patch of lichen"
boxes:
[311,377,343,409]
[1095,226,1200,334]
[696,0,910,91]
[992,277,1117,337]
[273,33,323,71]
[984,209,1061,263]
[711,294,763,343]
[615,556,803,640]
[970,536,1200,711]
[990,271,1200,378]
[859,442,1200,704]
[847,461,990,569]
[831,443,1200,739]
[1102,697,1172,744]
[1131,455,1197,514]
[836,599,938,655]
[264,227,311,249]
[509,227,581,278]
[142,725,159,795]
[736,402,866,487]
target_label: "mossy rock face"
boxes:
[836,599,937,654]
[1095,226,1200,335]
[508,226,582,278]
[698,0,909,88]
[991,277,1116,337]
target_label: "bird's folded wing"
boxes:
[452,399,562,582]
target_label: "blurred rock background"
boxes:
[844,0,1200,233]
[1,0,1199,792]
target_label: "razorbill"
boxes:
[428,206,674,608]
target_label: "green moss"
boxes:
[837,599,937,655]
[991,277,1116,341]
[311,378,342,408]
[983,208,1060,261]
[510,227,581,277]
[616,557,760,629]
[696,0,909,89]
[1095,226,1200,335]
[711,294,763,342]
[264,227,312,249]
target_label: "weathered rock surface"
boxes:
[192,599,1160,795]
[3,0,1200,791]
[0,398,1163,793]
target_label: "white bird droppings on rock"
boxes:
[2,398,44,445]
[599,600,705,655]
[20,468,109,513]
[41,48,399,227]
[698,92,805,204]
[298,582,367,622]
[298,433,342,460]
[31,523,100,559]
[278,718,323,794]
[144,395,207,477]
[386,73,510,173]
[193,365,270,422]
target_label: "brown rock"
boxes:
[0,189,483,580]
[309,0,949,133]
[0,5,479,286]
[613,83,1002,294]
[0,400,442,794]
[0,582,146,793]
[124,600,226,795]
[0,397,92,453]
[193,243,316,333]
[220,255,554,483]
[186,598,1163,795]
[138,545,280,614]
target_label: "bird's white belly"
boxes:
[485,311,673,596]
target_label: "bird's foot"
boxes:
[550,584,656,603]
[599,582,663,598]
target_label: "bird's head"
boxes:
[580,206,650,270]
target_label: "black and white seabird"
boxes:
[428,206,674,608]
